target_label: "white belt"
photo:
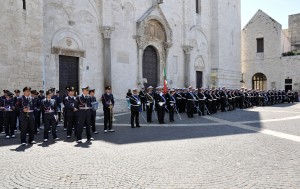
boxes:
[79,107,92,110]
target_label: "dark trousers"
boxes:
[91,110,96,132]
[44,113,57,139]
[186,101,194,118]
[157,105,165,124]
[146,104,153,122]
[141,100,146,111]
[199,101,205,116]
[15,111,20,130]
[34,110,39,133]
[0,112,4,132]
[4,111,16,136]
[20,112,35,144]
[67,114,77,137]
[63,110,68,129]
[131,110,140,127]
[169,106,175,121]
[77,110,92,140]
[104,108,113,130]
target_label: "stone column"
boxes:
[101,26,114,87]
[163,42,173,85]
[182,45,193,87]
[135,35,146,87]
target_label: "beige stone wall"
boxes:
[0,0,242,99]
[242,10,300,91]
[0,0,44,93]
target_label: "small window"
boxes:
[257,38,264,53]
[22,0,26,10]
[285,79,292,84]
[196,0,201,14]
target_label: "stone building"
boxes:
[0,0,241,99]
[242,10,300,91]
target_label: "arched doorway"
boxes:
[252,73,267,90]
[143,46,158,88]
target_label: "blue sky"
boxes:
[242,0,300,29]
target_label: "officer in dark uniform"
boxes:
[41,90,59,142]
[139,86,146,111]
[185,87,195,118]
[155,87,166,124]
[13,90,21,131]
[145,86,154,122]
[75,86,94,143]
[219,88,227,112]
[18,87,36,146]
[197,88,206,116]
[30,90,40,134]
[53,90,62,124]
[62,87,70,131]
[129,88,141,128]
[166,88,176,122]
[89,89,98,134]
[205,90,213,114]
[101,86,115,133]
[38,90,45,126]
[0,90,8,134]
[239,88,245,109]
[1,92,16,139]
[65,87,78,138]
[287,90,294,103]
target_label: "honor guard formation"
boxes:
[0,86,114,145]
[1,85,299,145]
[126,86,299,126]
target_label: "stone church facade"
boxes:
[0,0,241,99]
[242,10,300,92]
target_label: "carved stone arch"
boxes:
[194,56,205,71]
[190,25,209,46]
[51,28,86,57]
[123,2,135,19]
[43,2,71,21]
[88,0,102,27]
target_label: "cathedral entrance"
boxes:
[59,55,79,95]
[142,46,159,88]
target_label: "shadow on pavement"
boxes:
[1,103,298,147]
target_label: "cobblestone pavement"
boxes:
[0,103,300,189]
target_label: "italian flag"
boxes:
[163,67,167,94]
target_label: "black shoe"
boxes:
[131,126,135,128]
[136,126,141,128]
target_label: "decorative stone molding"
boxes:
[134,35,147,50]
[52,47,86,58]
[163,42,173,49]
[182,45,194,54]
[100,26,115,39]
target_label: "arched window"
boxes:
[252,73,267,90]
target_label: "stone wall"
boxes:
[0,0,44,93]
[0,0,242,99]
[242,10,300,91]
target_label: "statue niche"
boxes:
[144,20,166,42]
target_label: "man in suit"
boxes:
[129,88,141,128]
[145,86,154,123]
[101,86,115,133]
[155,87,166,124]
[89,89,98,134]
[75,86,94,143]
[17,87,37,146]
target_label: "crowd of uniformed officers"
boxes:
[1,85,299,145]
[126,86,299,126]
[0,86,115,145]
